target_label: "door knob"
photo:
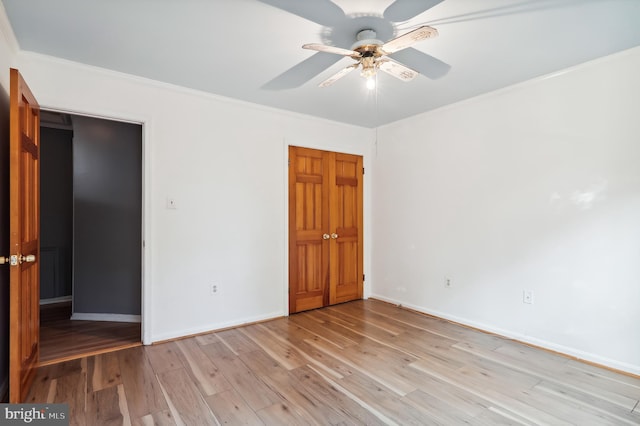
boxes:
[19,254,36,264]
[322,234,330,240]
[1,255,22,266]
[331,233,339,239]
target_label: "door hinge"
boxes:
[362,167,365,175]
[363,274,365,282]
[288,158,290,167]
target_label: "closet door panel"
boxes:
[329,153,363,305]
[289,147,330,313]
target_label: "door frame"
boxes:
[283,138,372,315]
[39,104,152,344]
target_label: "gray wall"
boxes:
[72,116,142,315]
[40,128,73,300]
[0,83,10,401]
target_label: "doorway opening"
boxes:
[39,111,142,364]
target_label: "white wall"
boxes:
[0,2,17,401]
[13,51,374,343]
[372,47,640,375]
[0,2,17,91]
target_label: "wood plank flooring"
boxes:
[26,300,640,425]
[40,302,141,365]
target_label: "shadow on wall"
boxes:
[0,84,10,401]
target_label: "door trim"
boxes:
[38,104,152,344]
[283,138,371,315]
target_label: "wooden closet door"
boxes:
[289,146,363,314]
[288,146,330,313]
[329,152,363,305]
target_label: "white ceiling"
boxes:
[3,0,640,128]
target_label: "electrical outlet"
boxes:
[211,284,218,294]
[445,277,452,288]
[523,290,533,304]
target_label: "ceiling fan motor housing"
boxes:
[351,29,384,78]
[356,29,377,41]
[351,29,383,52]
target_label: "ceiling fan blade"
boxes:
[382,26,439,54]
[319,64,358,88]
[256,0,345,27]
[262,53,343,90]
[388,48,451,79]
[378,59,418,82]
[303,43,360,57]
[383,0,445,22]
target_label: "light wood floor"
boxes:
[27,300,640,425]
[40,302,141,365]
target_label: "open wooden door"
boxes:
[9,68,41,403]
[289,146,363,314]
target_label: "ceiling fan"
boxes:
[303,25,439,88]
[258,0,450,90]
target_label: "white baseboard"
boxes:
[150,310,284,343]
[40,296,72,305]
[71,313,141,323]
[370,293,640,377]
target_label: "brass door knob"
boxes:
[20,254,36,263]
[1,255,22,266]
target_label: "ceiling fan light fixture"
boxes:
[360,55,377,79]
[365,76,376,90]
[361,68,376,79]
